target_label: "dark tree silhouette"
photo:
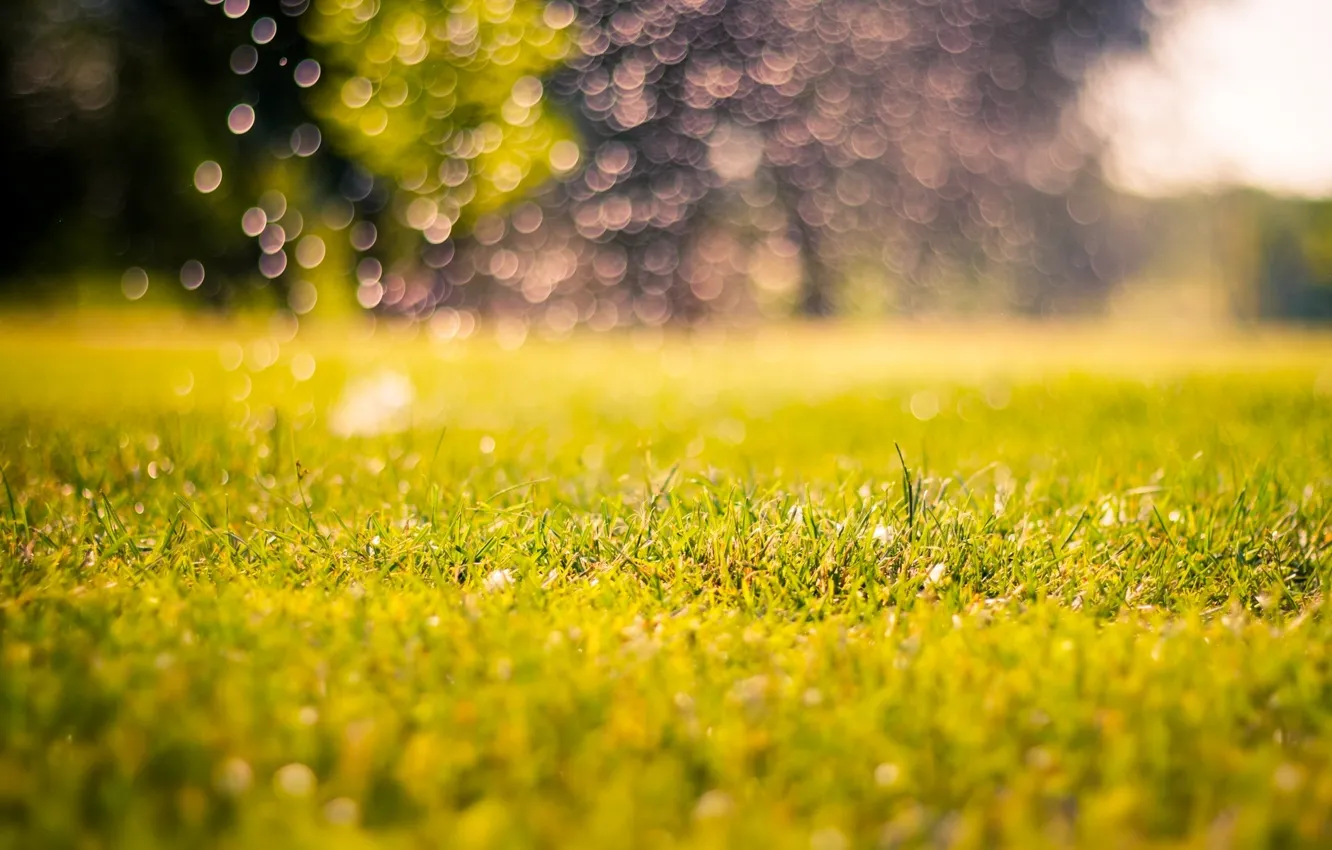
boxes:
[0,0,333,303]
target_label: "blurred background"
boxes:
[2,0,1329,330]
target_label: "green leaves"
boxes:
[303,0,579,239]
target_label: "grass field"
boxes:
[2,318,1332,849]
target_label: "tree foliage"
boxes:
[304,0,579,241]
[536,0,1168,315]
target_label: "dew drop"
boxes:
[230,45,258,75]
[194,161,223,194]
[228,104,256,135]
[180,260,206,290]
[294,59,322,88]
[251,17,277,44]
[121,267,149,301]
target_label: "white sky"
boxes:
[1085,0,1332,198]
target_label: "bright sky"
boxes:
[1085,0,1332,198]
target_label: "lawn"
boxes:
[2,318,1332,849]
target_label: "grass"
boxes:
[2,318,1332,849]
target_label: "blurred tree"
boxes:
[299,0,578,315]
[1301,201,1332,280]
[1134,191,1332,322]
[1260,199,1332,319]
[304,0,577,235]
[529,0,1175,318]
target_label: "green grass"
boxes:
[2,319,1332,849]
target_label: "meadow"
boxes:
[2,317,1332,849]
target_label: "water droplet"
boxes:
[294,59,321,88]
[355,257,382,284]
[295,235,326,269]
[356,281,383,309]
[180,260,205,290]
[291,352,316,381]
[194,161,223,194]
[543,1,575,29]
[259,250,288,279]
[241,207,268,237]
[290,123,321,157]
[341,76,373,109]
[288,280,318,314]
[349,221,377,251]
[230,45,258,75]
[214,757,253,796]
[258,223,287,254]
[228,104,256,134]
[251,17,277,44]
[321,198,354,230]
[909,391,940,421]
[549,139,581,173]
[259,190,287,221]
[324,797,359,826]
[273,763,315,798]
[874,763,900,786]
[121,267,149,301]
[692,790,733,820]
[511,76,544,108]
[405,197,438,230]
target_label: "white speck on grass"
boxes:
[291,352,316,381]
[329,370,415,438]
[909,391,939,421]
[214,757,253,795]
[1274,763,1303,792]
[925,563,948,586]
[716,418,746,445]
[810,827,848,850]
[172,370,194,396]
[324,797,359,825]
[219,342,243,371]
[731,675,768,709]
[121,267,149,300]
[483,568,514,592]
[874,762,900,786]
[274,763,316,797]
[1026,746,1054,770]
[872,524,894,544]
[693,789,733,820]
